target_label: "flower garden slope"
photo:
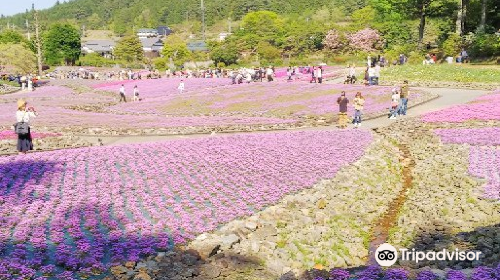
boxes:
[422,90,500,123]
[0,130,372,278]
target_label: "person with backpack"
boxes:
[15,99,38,155]
[337,91,349,128]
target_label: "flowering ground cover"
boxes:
[0,85,298,131]
[93,77,231,99]
[106,81,416,119]
[0,79,429,135]
[0,130,61,140]
[469,146,500,200]
[434,128,500,146]
[421,90,500,123]
[0,130,372,278]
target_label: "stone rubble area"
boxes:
[377,118,500,271]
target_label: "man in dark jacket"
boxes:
[337,91,349,128]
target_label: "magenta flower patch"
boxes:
[469,146,500,200]
[0,130,372,276]
[434,128,500,146]
[422,90,500,123]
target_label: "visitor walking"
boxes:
[337,91,349,129]
[374,63,381,85]
[347,64,356,84]
[310,67,317,83]
[368,67,376,85]
[389,88,400,119]
[266,67,274,82]
[317,66,323,84]
[398,80,410,115]
[133,85,139,102]
[287,67,293,81]
[119,85,127,102]
[15,99,38,155]
[178,80,185,94]
[352,92,365,128]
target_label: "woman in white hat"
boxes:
[16,99,38,154]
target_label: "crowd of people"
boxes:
[45,68,162,81]
[2,74,40,91]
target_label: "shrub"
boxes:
[469,33,500,57]
[441,33,462,57]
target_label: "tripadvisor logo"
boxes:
[375,243,482,267]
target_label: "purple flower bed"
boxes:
[0,79,416,131]
[469,146,500,200]
[0,130,61,140]
[106,81,411,118]
[93,77,231,99]
[422,90,500,123]
[434,128,500,146]
[0,85,298,129]
[0,130,372,278]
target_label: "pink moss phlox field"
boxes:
[0,79,409,130]
[0,130,61,140]
[469,146,500,200]
[0,84,298,129]
[108,81,407,117]
[0,130,372,276]
[93,78,231,98]
[422,90,500,123]
[434,128,500,145]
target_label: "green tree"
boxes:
[208,40,239,66]
[0,43,37,73]
[0,30,27,45]
[161,34,192,66]
[239,11,285,49]
[44,24,81,65]
[257,41,281,61]
[114,35,144,62]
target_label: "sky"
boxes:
[2,0,60,16]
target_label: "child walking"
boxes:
[389,88,400,119]
[178,80,185,94]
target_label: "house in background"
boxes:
[137,28,159,38]
[157,26,173,37]
[140,38,164,58]
[81,40,116,58]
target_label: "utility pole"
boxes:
[201,0,206,40]
[34,10,43,76]
[228,17,231,33]
[26,20,30,41]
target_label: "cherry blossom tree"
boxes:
[347,28,385,52]
[323,29,346,52]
